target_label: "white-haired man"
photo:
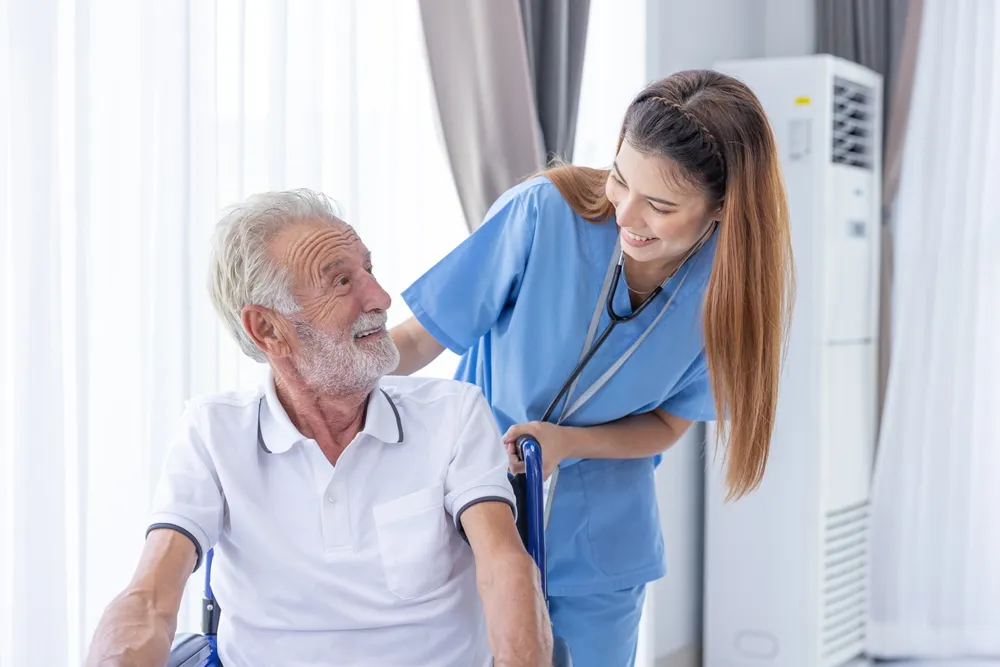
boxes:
[85,190,552,667]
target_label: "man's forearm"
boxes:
[85,587,178,667]
[86,529,195,667]
[477,551,552,666]
[563,410,688,460]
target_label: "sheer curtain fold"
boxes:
[2,1,70,666]
[0,2,466,664]
[869,0,1000,657]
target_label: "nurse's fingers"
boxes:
[506,442,525,474]
[502,420,545,445]
[508,456,526,475]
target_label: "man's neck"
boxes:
[273,369,371,465]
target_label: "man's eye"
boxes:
[336,276,350,287]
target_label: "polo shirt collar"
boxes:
[258,372,403,454]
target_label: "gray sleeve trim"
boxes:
[147,523,203,572]
[454,495,517,544]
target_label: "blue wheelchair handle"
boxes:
[515,435,547,599]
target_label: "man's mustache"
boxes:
[351,312,388,336]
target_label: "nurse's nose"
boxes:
[614,194,643,229]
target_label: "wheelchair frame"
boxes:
[166,435,570,667]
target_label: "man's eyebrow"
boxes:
[321,259,345,274]
[321,251,372,275]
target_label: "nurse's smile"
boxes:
[620,227,658,248]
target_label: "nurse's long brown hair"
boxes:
[545,70,794,499]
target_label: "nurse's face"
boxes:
[605,140,719,267]
[271,220,398,393]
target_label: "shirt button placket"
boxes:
[322,476,349,551]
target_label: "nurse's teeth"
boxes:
[625,229,655,241]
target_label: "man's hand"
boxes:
[85,529,197,667]
[460,501,553,666]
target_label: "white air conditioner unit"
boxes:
[703,55,883,667]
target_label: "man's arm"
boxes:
[85,529,197,667]
[460,502,553,667]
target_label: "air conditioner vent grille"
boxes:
[821,501,869,662]
[832,77,876,170]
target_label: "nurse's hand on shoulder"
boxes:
[503,422,571,481]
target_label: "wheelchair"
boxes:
[167,436,572,667]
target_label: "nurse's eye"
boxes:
[610,172,626,188]
[649,203,673,215]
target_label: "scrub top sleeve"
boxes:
[444,385,518,541]
[146,403,225,571]
[401,184,539,355]
[659,352,717,422]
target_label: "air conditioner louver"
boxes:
[832,77,875,170]
[821,501,869,661]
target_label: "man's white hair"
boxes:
[208,188,344,363]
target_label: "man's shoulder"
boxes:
[378,376,490,425]
[180,386,265,425]
[378,375,482,406]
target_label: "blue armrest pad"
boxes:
[167,633,213,667]
[552,636,572,667]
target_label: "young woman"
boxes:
[391,69,794,667]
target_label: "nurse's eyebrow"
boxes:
[612,161,678,207]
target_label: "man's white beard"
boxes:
[292,312,399,395]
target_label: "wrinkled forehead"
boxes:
[268,219,368,279]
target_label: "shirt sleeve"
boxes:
[400,180,540,355]
[146,402,225,571]
[443,385,517,539]
[659,351,717,422]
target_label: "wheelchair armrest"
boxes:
[552,636,572,667]
[167,633,213,667]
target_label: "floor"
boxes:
[653,647,1000,667]
[876,662,1000,667]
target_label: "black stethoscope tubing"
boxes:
[539,253,663,423]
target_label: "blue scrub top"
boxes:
[402,176,717,596]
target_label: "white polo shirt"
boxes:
[147,372,516,667]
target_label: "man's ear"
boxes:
[242,305,294,359]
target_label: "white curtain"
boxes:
[0,1,466,665]
[868,0,1000,657]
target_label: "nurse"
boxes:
[390,69,793,666]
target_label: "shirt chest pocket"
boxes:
[372,483,455,600]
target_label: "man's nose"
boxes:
[362,273,392,312]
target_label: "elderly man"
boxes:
[85,189,552,667]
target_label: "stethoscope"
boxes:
[532,222,717,528]
[537,253,666,425]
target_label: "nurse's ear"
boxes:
[710,202,724,225]
[242,305,295,359]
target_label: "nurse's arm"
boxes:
[506,409,692,467]
[389,317,445,375]
[85,529,196,667]
[461,502,553,666]
[565,409,692,459]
